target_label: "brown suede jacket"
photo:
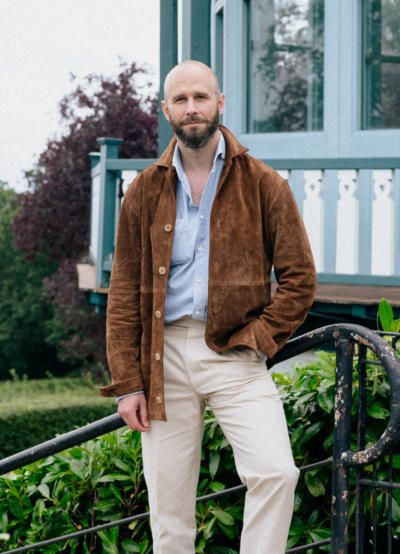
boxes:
[100,126,317,420]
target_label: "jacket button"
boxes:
[156,396,162,404]
[158,266,166,275]
[155,310,162,319]
[164,224,172,232]
[155,352,161,361]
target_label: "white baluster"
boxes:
[371,170,395,275]
[277,169,289,180]
[336,170,358,274]
[303,170,324,272]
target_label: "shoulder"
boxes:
[123,162,169,204]
[234,152,289,194]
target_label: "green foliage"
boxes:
[378,298,400,334]
[0,377,115,458]
[0,183,62,379]
[0,352,399,551]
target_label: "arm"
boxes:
[252,177,317,359]
[99,180,144,398]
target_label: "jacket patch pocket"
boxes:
[171,218,195,266]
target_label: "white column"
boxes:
[303,170,324,272]
[371,170,395,275]
[336,170,358,274]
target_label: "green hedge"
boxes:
[0,352,399,553]
[0,378,115,459]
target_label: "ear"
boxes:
[161,100,169,121]
[217,93,225,116]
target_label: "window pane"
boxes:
[247,0,324,133]
[363,0,400,129]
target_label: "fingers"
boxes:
[118,393,150,432]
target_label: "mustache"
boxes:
[181,116,208,125]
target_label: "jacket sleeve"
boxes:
[99,180,144,397]
[251,177,317,361]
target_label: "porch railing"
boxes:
[1,323,400,553]
[87,142,400,306]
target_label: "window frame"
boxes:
[213,0,400,160]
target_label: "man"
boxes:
[100,60,316,553]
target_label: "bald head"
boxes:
[163,60,221,103]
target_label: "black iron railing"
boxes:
[1,323,400,553]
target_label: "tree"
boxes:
[0,182,61,379]
[12,62,158,376]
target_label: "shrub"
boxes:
[0,351,399,552]
[0,378,115,459]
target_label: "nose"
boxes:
[185,97,198,115]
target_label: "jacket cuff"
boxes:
[250,318,279,360]
[99,376,144,398]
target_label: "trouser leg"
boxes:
[207,349,299,554]
[141,323,204,554]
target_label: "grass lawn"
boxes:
[0,377,115,416]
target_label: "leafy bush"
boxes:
[0,351,399,552]
[0,378,115,458]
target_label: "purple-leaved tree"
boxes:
[13,62,158,377]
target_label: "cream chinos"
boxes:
[141,317,299,553]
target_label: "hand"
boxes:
[118,393,150,432]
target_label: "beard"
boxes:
[169,106,220,149]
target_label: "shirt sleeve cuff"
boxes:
[115,391,144,402]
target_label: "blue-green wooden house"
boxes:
[80,0,400,325]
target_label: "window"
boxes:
[247,0,324,133]
[363,0,400,129]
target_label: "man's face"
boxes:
[162,64,225,149]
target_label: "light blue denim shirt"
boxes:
[164,132,226,322]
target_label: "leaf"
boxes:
[69,459,87,480]
[8,500,24,519]
[368,402,390,420]
[209,481,226,492]
[305,471,325,497]
[38,483,50,498]
[378,298,393,331]
[216,520,237,539]
[98,473,131,482]
[209,451,220,479]
[121,541,140,553]
[211,509,234,526]
[317,391,334,413]
[302,421,324,444]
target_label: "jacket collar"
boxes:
[155,125,248,168]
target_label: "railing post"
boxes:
[331,335,354,553]
[95,138,123,288]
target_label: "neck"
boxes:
[177,130,221,174]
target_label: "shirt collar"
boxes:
[172,131,226,181]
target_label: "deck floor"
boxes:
[314,283,399,307]
[270,282,399,308]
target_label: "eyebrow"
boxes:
[170,91,211,102]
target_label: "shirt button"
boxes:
[156,396,162,404]
[164,224,172,232]
[195,310,201,316]
[155,353,161,361]
[158,266,166,275]
[199,215,204,220]
[198,246,203,252]
[197,277,202,283]
[155,310,162,319]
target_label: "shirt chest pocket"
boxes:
[171,218,195,266]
